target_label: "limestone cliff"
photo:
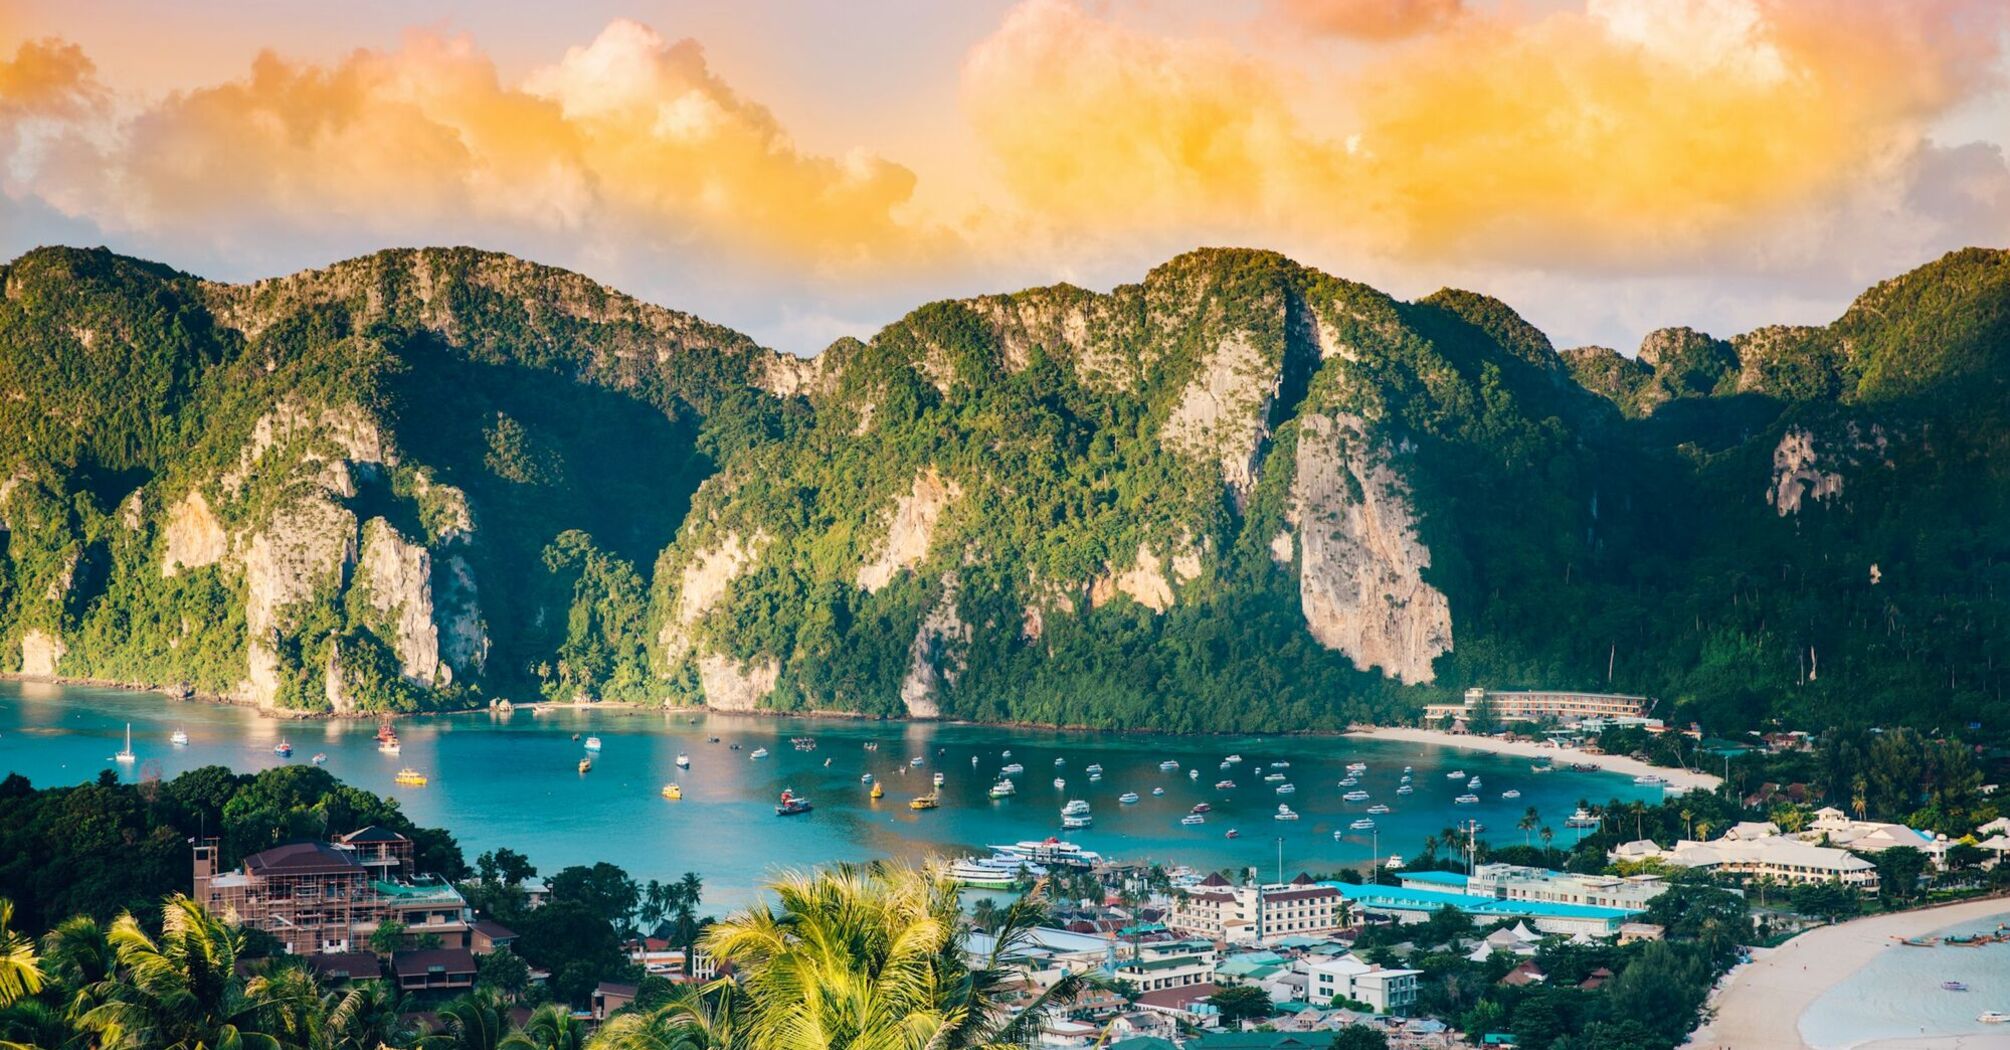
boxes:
[857,470,961,594]
[899,573,970,719]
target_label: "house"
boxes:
[303,951,383,983]
[1133,982,1223,1027]
[1577,967,1614,991]
[1617,922,1665,944]
[470,919,518,956]
[1299,953,1421,1013]
[593,981,638,1020]
[1424,687,1652,725]
[1465,863,1667,911]
[1336,880,1630,937]
[392,948,477,994]
[1114,950,1215,992]
[1630,831,1880,890]
[1497,962,1546,988]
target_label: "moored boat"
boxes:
[934,772,945,786]
[661,783,682,800]
[1979,1011,2008,1024]
[1060,813,1092,829]
[1215,780,1236,789]
[1180,814,1205,826]
[910,792,940,810]
[1343,790,1371,802]
[1396,784,1414,795]
[988,779,1016,798]
[776,788,813,815]
[676,753,690,768]
[115,723,136,764]
[871,782,885,799]
[394,768,428,786]
[1455,793,1481,804]
[274,740,293,757]
[1053,777,1066,789]
[1273,804,1299,821]
[578,758,593,773]
[583,736,603,752]
[750,747,770,760]
[311,753,327,765]
[1367,803,1391,814]
[1275,783,1296,794]
[170,727,189,746]
[1151,787,1165,796]
[1350,817,1376,830]
[1119,792,1141,804]
[1501,789,1521,799]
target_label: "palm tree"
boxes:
[81,895,313,1050]
[1538,826,1554,856]
[1680,807,1695,841]
[431,989,519,1050]
[503,1003,588,1050]
[591,983,738,1050]
[325,976,417,1050]
[39,915,116,1018]
[1517,807,1539,848]
[0,901,43,1008]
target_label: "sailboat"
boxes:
[114,723,136,763]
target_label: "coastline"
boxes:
[1688,895,2010,1050]
[1346,724,1722,792]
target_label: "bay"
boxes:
[0,680,1660,909]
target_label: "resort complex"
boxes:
[1423,687,1653,726]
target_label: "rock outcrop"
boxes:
[1162,331,1280,505]
[697,652,780,711]
[238,495,358,706]
[899,573,970,719]
[1286,413,1452,684]
[161,490,228,576]
[18,629,64,676]
[1769,427,1845,516]
[857,470,961,593]
[354,518,442,685]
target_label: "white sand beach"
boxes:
[1347,724,1722,793]
[1688,896,2010,1050]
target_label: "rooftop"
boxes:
[391,948,477,978]
[245,841,364,877]
[1327,882,1633,922]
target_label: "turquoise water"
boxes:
[1799,914,2010,1049]
[0,680,1658,909]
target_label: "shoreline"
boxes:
[1345,724,1722,792]
[1688,895,2010,1050]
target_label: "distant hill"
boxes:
[2,244,2004,734]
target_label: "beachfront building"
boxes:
[1423,687,1653,726]
[192,831,474,957]
[1803,808,1945,863]
[1341,875,1630,937]
[1168,874,1346,945]
[1298,954,1422,1013]
[1618,831,1879,890]
[1464,862,1669,911]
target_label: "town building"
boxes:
[1463,863,1668,911]
[1616,831,1879,890]
[1167,874,1345,944]
[392,948,477,994]
[1424,687,1652,725]
[192,830,474,957]
[1298,953,1422,1014]
[1336,877,1629,937]
[1113,950,1216,993]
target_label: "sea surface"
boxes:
[0,680,1660,909]
[1800,914,2010,1049]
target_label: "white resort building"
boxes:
[1424,687,1652,725]
[1464,862,1670,911]
[1612,825,1880,891]
[1167,873,1346,944]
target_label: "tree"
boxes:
[1329,1025,1390,1050]
[80,895,314,1050]
[478,849,537,888]
[0,901,42,1008]
[502,1002,587,1050]
[1872,847,1928,903]
[547,863,640,933]
[369,919,408,956]
[1207,984,1273,1026]
[478,947,533,1002]
[326,978,419,1050]
[432,988,518,1050]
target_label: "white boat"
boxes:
[1455,793,1481,804]
[1152,787,1165,796]
[1467,776,1482,789]
[114,723,136,763]
[989,779,1017,798]
[1396,784,1414,795]
[1273,805,1300,821]
[1403,765,1413,774]
[750,747,770,760]
[1447,770,1466,779]
[1085,764,1103,775]
[1159,760,1180,772]
[675,753,690,768]
[1350,817,1376,830]
[1385,854,1406,869]
[1119,792,1141,804]
[1346,762,1367,773]
[1501,789,1521,799]
[1338,776,1359,787]
[1979,1011,2009,1024]
[1060,814,1092,829]
[1343,790,1371,802]
[934,772,945,786]
[1180,814,1205,826]
[1566,807,1600,828]
[1001,762,1025,775]
[1088,772,1102,782]
[1002,749,1012,758]
[1367,803,1391,814]
[911,756,926,766]
[972,755,980,766]
[947,857,1036,889]
[988,839,1102,868]
[583,736,603,752]
[1061,799,1092,816]
[862,773,875,783]
[1634,774,1666,786]
[1189,770,1199,780]
[1054,757,1066,766]
[1270,761,1291,769]
[170,727,189,746]
[1275,783,1296,795]
[1215,779,1236,789]
[1264,772,1287,782]
[1053,777,1066,789]
[1224,754,1243,763]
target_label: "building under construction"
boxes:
[193,826,473,957]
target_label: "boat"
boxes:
[987,838,1102,869]
[114,723,136,764]
[1273,805,1300,821]
[1565,808,1600,828]
[1061,799,1092,816]
[1396,784,1414,795]
[661,783,682,800]
[1054,757,1065,766]
[1188,769,1200,781]
[1190,802,1212,814]
[947,857,1037,889]
[1467,776,1482,789]
[1455,793,1481,804]
[1403,765,1413,774]
[1367,803,1391,814]
[1061,814,1093,829]
[1001,762,1025,775]
[1159,760,1180,772]
[933,772,945,786]
[1531,762,1554,773]
[311,753,327,765]
[910,792,940,810]
[1275,783,1296,795]
[170,727,189,746]
[1224,754,1243,763]
[1385,854,1406,869]
[394,768,428,786]
[378,736,401,755]
[871,782,885,800]
[1264,772,1287,782]
[1119,792,1141,804]
[1002,749,1012,758]
[1220,761,1232,770]
[578,758,593,773]
[1215,780,1236,789]
[708,736,721,743]
[1151,787,1165,796]
[913,756,927,766]
[273,740,293,758]
[1343,790,1371,802]
[676,753,690,768]
[1085,763,1104,775]
[989,780,1016,798]
[1350,817,1376,831]
[1980,1011,2009,1024]
[1088,772,1103,782]
[1346,762,1367,773]
[1447,770,1466,779]
[750,747,770,760]
[861,772,875,783]
[1225,828,1240,839]
[1053,777,1067,789]
[1943,981,1969,991]
[1180,814,1205,826]
[776,789,813,815]
[1338,776,1359,787]
[1634,774,1666,785]
[583,736,603,752]
[972,756,979,766]
[1501,789,1522,799]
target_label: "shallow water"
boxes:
[0,680,1658,908]
[1799,914,2010,1049]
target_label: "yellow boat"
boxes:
[578,758,593,774]
[909,791,939,810]
[393,768,428,787]
[870,782,884,800]
[661,783,682,800]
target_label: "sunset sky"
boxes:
[3,0,2007,355]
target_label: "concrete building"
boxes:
[1336,878,1630,937]
[193,832,473,957]
[1299,954,1422,1014]
[1464,863,1668,911]
[1624,832,1879,890]
[1114,951,1216,993]
[1168,874,1345,944]
[1425,687,1651,725]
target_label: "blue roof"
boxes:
[1324,882,1630,924]
[1397,871,1471,888]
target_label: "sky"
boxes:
[2,0,2007,355]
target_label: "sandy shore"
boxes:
[1688,895,2010,1050]
[1347,724,1722,792]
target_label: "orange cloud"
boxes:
[963,0,2009,267]
[9,21,934,272]
[1271,0,1464,39]
[0,37,103,117]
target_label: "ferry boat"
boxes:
[170,727,189,746]
[1367,803,1391,814]
[1061,813,1093,829]
[1151,786,1165,796]
[1273,804,1300,821]
[1001,762,1025,775]
[1565,807,1600,828]
[871,782,885,800]
[989,779,1016,798]
[1189,802,1211,814]
[1180,814,1205,826]
[1215,780,1236,789]
[988,838,1102,869]
[676,753,690,768]
[910,792,940,810]
[1159,760,1180,772]
[114,724,136,764]
[1350,817,1377,831]
[273,740,293,758]
[1395,784,1414,795]
[583,736,603,752]
[749,747,769,760]
[1275,783,1297,795]
[1053,777,1066,790]
[775,789,813,816]
[578,758,593,773]
[946,857,1037,889]
[1501,789,1522,799]
[311,753,327,765]
[661,783,682,800]
[1343,790,1371,802]
[394,768,428,786]
[1454,793,1481,804]
[1633,774,1666,786]
[1119,792,1141,804]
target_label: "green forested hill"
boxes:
[1,244,2004,736]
